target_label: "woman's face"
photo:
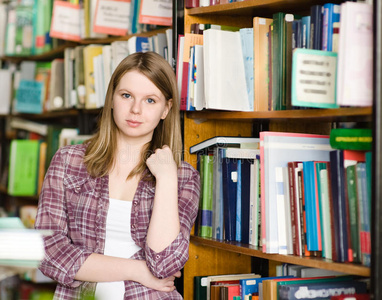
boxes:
[112,70,172,144]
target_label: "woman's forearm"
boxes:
[74,253,143,282]
[146,174,180,253]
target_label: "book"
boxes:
[49,58,65,111]
[14,4,34,56]
[200,154,214,238]
[83,44,104,109]
[329,150,350,262]
[322,3,340,51]
[205,273,261,300]
[309,5,323,50]
[278,279,367,300]
[32,0,52,55]
[190,136,259,154]
[180,33,203,111]
[336,2,373,107]
[138,0,172,26]
[203,29,251,111]
[329,128,372,151]
[222,156,238,242]
[127,36,150,54]
[0,69,13,115]
[194,275,207,300]
[240,27,254,111]
[253,17,273,111]
[49,0,82,41]
[93,0,131,36]
[0,217,47,269]
[7,140,40,196]
[260,132,331,253]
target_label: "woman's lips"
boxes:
[126,120,142,128]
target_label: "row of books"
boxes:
[193,269,369,300]
[4,119,92,196]
[192,128,372,266]
[0,29,172,114]
[0,0,169,56]
[177,1,372,112]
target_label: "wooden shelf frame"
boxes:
[191,236,370,277]
[187,107,372,122]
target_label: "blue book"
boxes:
[301,16,311,49]
[292,19,302,49]
[240,28,254,111]
[15,80,44,114]
[310,5,323,50]
[329,150,349,262]
[236,159,242,242]
[356,162,371,267]
[322,3,340,51]
[222,157,238,241]
[239,159,252,244]
[302,161,321,252]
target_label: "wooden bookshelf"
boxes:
[182,0,375,299]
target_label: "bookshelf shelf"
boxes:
[187,107,372,122]
[191,236,370,277]
[187,0,343,17]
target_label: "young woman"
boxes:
[35,52,201,299]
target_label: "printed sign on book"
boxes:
[93,0,131,36]
[138,0,172,26]
[50,1,82,41]
[292,48,338,109]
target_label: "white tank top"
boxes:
[95,198,141,300]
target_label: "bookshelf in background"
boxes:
[180,0,376,299]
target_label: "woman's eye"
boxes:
[122,93,131,99]
[146,98,155,104]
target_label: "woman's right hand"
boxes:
[135,260,181,292]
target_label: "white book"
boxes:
[165,28,173,66]
[239,27,254,111]
[319,169,332,260]
[193,44,205,111]
[176,35,184,100]
[203,29,250,111]
[102,45,112,94]
[111,40,129,72]
[336,2,372,106]
[224,147,260,159]
[249,159,260,247]
[10,117,48,136]
[0,69,13,115]
[0,4,7,56]
[64,47,76,108]
[282,166,293,255]
[276,167,288,255]
[154,32,167,58]
[190,136,259,153]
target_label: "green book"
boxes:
[32,0,53,55]
[199,154,213,238]
[329,128,372,151]
[8,140,40,196]
[346,164,361,263]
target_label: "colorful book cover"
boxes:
[301,16,310,49]
[15,80,44,114]
[329,128,372,151]
[8,140,40,196]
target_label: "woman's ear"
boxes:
[161,99,173,119]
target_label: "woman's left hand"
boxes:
[146,145,177,179]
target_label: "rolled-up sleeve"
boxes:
[35,148,93,288]
[145,163,200,278]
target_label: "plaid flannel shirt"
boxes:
[35,144,200,300]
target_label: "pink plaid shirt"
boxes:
[35,144,200,300]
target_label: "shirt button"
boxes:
[156,255,160,260]
[133,200,138,206]
[131,224,135,229]
[75,186,81,193]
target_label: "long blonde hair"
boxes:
[84,51,182,180]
